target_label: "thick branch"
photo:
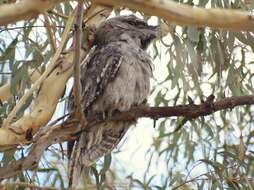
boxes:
[0,0,65,25]
[0,50,76,147]
[73,1,87,127]
[0,120,77,179]
[0,95,253,179]
[0,70,41,102]
[4,9,75,126]
[92,0,254,31]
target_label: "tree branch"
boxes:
[3,9,76,126]
[0,69,41,102]
[0,95,253,179]
[2,0,253,32]
[103,95,254,121]
[43,13,57,53]
[0,0,65,25]
[73,1,87,127]
[0,50,76,147]
[92,0,254,31]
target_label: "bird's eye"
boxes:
[126,19,147,27]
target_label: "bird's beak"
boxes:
[148,25,160,39]
[150,25,160,31]
[148,25,160,40]
[141,25,160,50]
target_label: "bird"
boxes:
[68,14,159,185]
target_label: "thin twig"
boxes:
[43,13,57,53]
[0,25,65,33]
[48,10,69,19]
[172,164,239,189]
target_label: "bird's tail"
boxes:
[68,121,130,187]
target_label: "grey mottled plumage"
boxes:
[68,15,158,185]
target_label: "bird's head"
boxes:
[94,15,159,50]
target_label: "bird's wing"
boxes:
[68,44,124,185]
[80,44,123,111]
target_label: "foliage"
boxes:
[0,0,254,189]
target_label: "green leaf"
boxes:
[90,166,100,187]
[0,37,18,64]
[100,154,111,175]
[187,26,200,42]
[10,64,29,96]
